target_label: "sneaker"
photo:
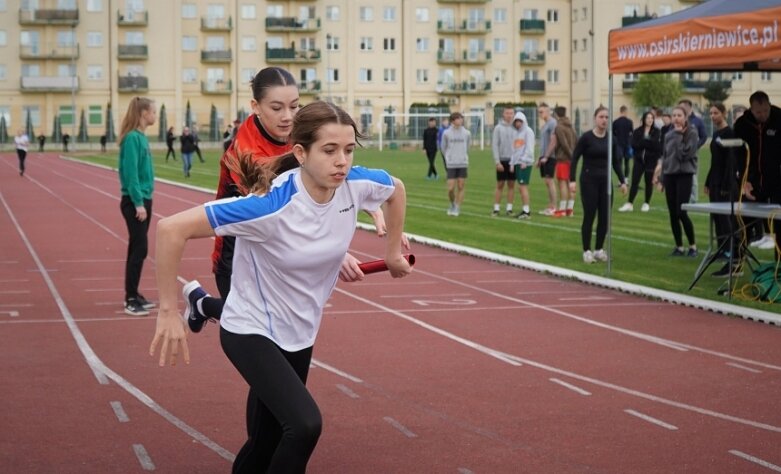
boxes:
[446,204,456,216]
[758,236,776,250]
[452,206,460,217]
[640,203,650,212]
[516,211,531,220]
[566,209,574,217]
[538,208,555,216]
[136,294,156,310]
[618,202,634,212]
[552,209,568,218]
[750,235,773,248]
[505,209,514,217]
[593,249,608,262]
[491,209,500,217]
[583,250,595,264]
[687,248,699,258]
[670,248,685,257]
[124,298,150,316]
[711,262,744,278]
[183,280,210,333]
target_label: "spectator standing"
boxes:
[37,134,46,152]
[180,126,196,177]
[612,105,634,180]
[165,127,177,162]
[618,111,662,213]
[441,112,471,217]
[551,106,578,217]
[437,116,450,171]
[15,129,29,176]
[510,111,536,219]
[100,134,107,152]
[678,99,707,203]
[537,104,558,216]
[192,125,205,163]
[422,117,439,180]
[62,133,70,152]
[491,107,517,216]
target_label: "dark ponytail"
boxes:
[250,67,296,102]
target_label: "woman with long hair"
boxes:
[618,111,662,213]
[654,106,699,257]
[118,96,157,316]
[569,106,628,264]
[150,101,412,473]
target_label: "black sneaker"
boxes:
[124,298,150,316]
[711,263,743,278]
[687,248,699,258]
[505,210,513,216]
[491,210,499,217]
[670,248,685,257]
[136,294,156,310]
[516,211,531,220]
[182,280,211,333]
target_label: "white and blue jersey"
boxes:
[204,166,395,351]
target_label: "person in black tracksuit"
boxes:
[625,111,662,210]
[422,118,439,179]
[165,127,177,162]
[655,106,699,257]
[569,106,627,263]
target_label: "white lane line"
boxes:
[729,450,781,472]
[726,362,762,374]
[0,303,33,307]
[558,296,615,301]
[111,401,130,422]
[549,378,591,396]
[312,359,364,383]
[0,290,31,294]
[132,444,156,471]
[624,409,678,431]
[383,416,418,438]
[336,384,360,399]
[0,190,235,463]
[457,469,475,474]
[380,293,471,298]
[477,279,549,283]
[0,279,29,283]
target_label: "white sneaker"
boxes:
[538,207,555,216]
[758,235,776,250]
[452,205,460,217]
[593,249,608,262]
[583,250,595,264]
[618,202,633,212]
[446,204,456,216]
[751,235,773,248]
[640,203,650,212]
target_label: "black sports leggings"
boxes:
[579,171,612,251]
[425,149,438,177]
[120,196,151,301]
[628,157,656,204]
[220,329,322,474]
[663,174,696,248]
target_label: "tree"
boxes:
[631,74,683,110]
[703,81,731,104]
[158,103,168,142]
[208,103,220,141]
[77,109,89,143]
[25,109,35,139]
[105,103,115,142]
[51,115,62,143]
[0,115,8,143]
[185,100,193,129]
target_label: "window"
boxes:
[624,4,640,16]
[242,36,256,51]
[416,69,429,83]
[494,8,507,23]
[241,68,254,84]
[416,38,429,52]
[383,38,396,51]
[59,105,74,126]
[57,31,75,46]
[182,3,197,19]
[182,36,197,51]
[625,73,639,81]
[547,69,559,84]
[573,8,578,22]
[241,4,256,19]
[359,7,373,21]
[494,68,507,83]
[524,70,539,81]
[573,40,578,52]
[266,37,283,49]
[86,0,102,12]
[0,64,5,80]
[326,35,339,51]
[87,32,102,47]
[0,0,6,11]
[359,68,372,83]
[207,4,225,19]
[439,69,455,85]
[732,72,744,81]
[89,105,102,125]
[383,7,396,21]
[572,70,578,82]
[23,106,40,127]
[493,38,507,53]
[658,4,672,16]
[87,65,103,80]
[327,68,339,83]
[582,38,587,51]
[547,39,559,53]
[523,9,538,20]
[182,68,197,83]
[582,69,588,82]
[761,72,773,81]
[547,9,558,22]
[21,64,40,77]
[415,8,429,22]
[57,64,75,77]
[383,68,396,83]
[300,37,316,50]
[360,37,373,51]
[266,5,282,18]
[326,6,339,21]
[523,39,539,53]
[582,7,588,19]
[125,31,144,45]
[205,36,225,51]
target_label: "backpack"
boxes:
[750,263,781,303]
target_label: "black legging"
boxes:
[220,329,321,474]
[628,157,657,205]
[579,171,612,251]
[120,196,152,301]
[663,174,696,248]
[165,144,176,161]
[16,149,26,174]
[425,149,438,178]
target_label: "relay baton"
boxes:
[358,254,416,275]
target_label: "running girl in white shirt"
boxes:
[149,101,411,473]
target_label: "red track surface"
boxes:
[1,153,780,473]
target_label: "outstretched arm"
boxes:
[383,178,412,278]
[150,206,215,366]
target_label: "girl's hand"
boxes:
[136,206,148,222]
[366,209,387,237]
[619,183,628,195]
[385,253,412,278]
[149,309,190,367]
[339,254,365,282]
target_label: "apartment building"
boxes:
[0,0,778,142]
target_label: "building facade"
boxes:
[0,0,778,143]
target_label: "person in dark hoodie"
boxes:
[618,111,662,213]
[734,90,781,255]
[422,117,439,180]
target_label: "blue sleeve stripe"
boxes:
[347,166,393,186]
[206,177,297,227]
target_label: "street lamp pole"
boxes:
[325,33,332,103]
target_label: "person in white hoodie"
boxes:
[491,106,517,216]
[441,112,471,216]
[510,111,536,219]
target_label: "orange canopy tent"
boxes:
[609,0,781,74]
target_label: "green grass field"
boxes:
[74,145,779,314]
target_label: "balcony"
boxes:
[201,80,233,95]
[438,81,492,95]
[622,15,654,27]
[519,19,545,34]
[520,79,545,94]
[21,76,79,93]
[298,80,322,95]
[437,49,491,64]
[201,49,232,63]
[437,19,491,34]
[19,8,79,25]
[201,16,233,31]
[265,17,321,32]
[19,43,79,60]
[118,75,149,92]
[117,9,148,26]
[118,44,148,60]
[265,47,321,63]
[520,51,545,65]
[681,79,732,93]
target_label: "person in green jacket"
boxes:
[118,97,157,316]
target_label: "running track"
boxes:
[1,153,780,473]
